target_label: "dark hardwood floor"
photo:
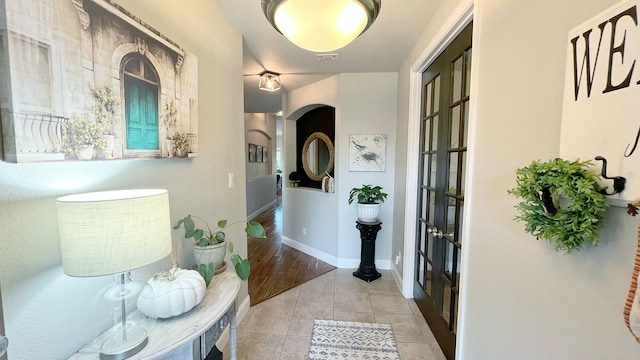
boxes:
[248,195,336,306]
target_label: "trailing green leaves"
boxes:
[174,214,267,284]
[231,254,251,281]
[198,263,215,287]
[507,158,607,254]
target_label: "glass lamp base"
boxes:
[99,328,148,360]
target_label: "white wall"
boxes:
[0,1,247,358]
[282,73,398,268]
[283,76,340,259]
[395,0,640,358]
[336,73,398,267]
[245,113,277,217]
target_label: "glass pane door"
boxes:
[414,22,472,360]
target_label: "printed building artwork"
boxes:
[349,134,386,171]
[0,0,199,163]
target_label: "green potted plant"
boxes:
[172,131,190,158]
[348,184,388,222]
[174,214,266,286]
[62,115,106,160]
[161,99,178,157]
[507,158,607,254]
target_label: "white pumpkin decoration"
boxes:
[137,265,206,319]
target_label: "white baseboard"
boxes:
[391,265,408,297]
[281,236,391,269]
[215,294,251,350]
[281,236,339,266]
[248,200,277,220]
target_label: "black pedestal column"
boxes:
[353,220,382,282]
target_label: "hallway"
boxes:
[248,196,336,305]
[225,268,447,359]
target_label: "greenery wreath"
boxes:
[507,158,607,254]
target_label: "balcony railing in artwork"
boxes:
[187,133,198,154]
[14,112,67,154]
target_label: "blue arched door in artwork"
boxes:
[122,55,159,151]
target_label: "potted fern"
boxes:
[348,184,388,222]
[174,215,266,286]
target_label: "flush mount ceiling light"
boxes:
[261,0,381,52]
[259,71,281,92]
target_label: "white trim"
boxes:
[392,265,405,298]
[337,258,392,270]
[402,0,474,300]
[281,236,391,269]
[215,294,251,350]
[247,199,277,220]
[282,236,340,266]
[457,1,482,357]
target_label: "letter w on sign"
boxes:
[560,0,640,202]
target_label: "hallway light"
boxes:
[261,0,381,52]
[259,71,281,92]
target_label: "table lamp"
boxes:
[57,189,172,360]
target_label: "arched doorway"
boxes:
[122,54,160,153]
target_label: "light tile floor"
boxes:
[222,268,446,360]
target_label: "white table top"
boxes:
[70,268,241,359]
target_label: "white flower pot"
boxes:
[76,145,94,160]
[357,203,381,222]
[193,242,226,270]
[102,134,115,159]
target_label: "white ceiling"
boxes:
[217,0,443,114]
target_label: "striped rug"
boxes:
[308,320,400,360]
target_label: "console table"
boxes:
[353,220,382,282]
[70,268,240,360]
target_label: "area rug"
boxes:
[308,320,400,360]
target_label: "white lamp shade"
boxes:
[265,0,380,52]
[56,189,172,277]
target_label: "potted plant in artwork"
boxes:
[89,82,120,159]
[348,184,388,222]
[174,214,266,286]
[62,115,106,160]
[172,131,190,158]
[161,100,178,157]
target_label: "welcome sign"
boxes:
[560,0,640,201]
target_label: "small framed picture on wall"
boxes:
[262,146,268,163]
[256,145,263,162]
[248,143,256,162]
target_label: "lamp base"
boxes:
[99,328,148,360]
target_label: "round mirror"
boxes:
[302,132,334,181]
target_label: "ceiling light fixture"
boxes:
[258,71,281,92]
[261,0,381,53]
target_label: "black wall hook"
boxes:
[594,156,626,195]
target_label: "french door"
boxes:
[414,23,472,360]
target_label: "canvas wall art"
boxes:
[0,0,199,163]
[560,0,640,200]
[349,134,386,171]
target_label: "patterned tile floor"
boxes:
[222,268,447,359]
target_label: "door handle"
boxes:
[427,226,443,239]
[0,334,8,357]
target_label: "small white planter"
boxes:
[357,203,381,222]
[76,145,94,160]
[193,241,226,270]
